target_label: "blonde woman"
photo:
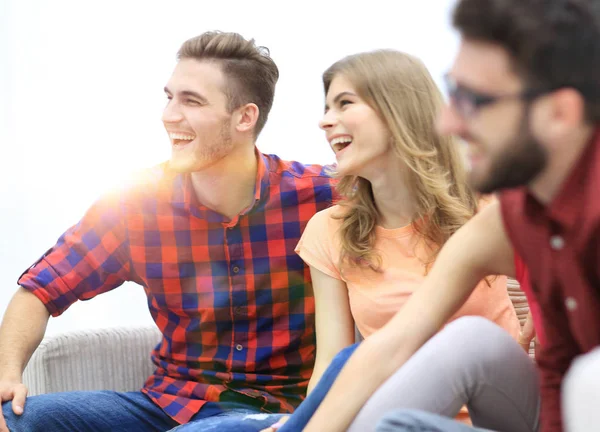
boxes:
[261,50,531,432]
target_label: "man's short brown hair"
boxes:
[178,31,279,136]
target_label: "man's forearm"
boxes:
[0,288,50,379]
[303,324,429,432]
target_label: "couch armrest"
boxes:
[23,326,161,396]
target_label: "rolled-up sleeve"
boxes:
[18,194,132,316]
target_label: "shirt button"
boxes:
[565,297,578,311]
[235,344,243,351]
[550,235,565,250]
[232,265,240,274]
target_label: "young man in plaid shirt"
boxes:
[0,32,335,431]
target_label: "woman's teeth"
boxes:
[331,136,353,151]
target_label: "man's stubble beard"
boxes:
[473,109,548,194]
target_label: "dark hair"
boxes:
[453,0,600,122]
[178,31,279,136]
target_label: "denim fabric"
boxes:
[2,390,284,432]
[278,343,360,431]
[376,409,491,432]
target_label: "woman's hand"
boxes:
[259,415,289,432]
[518,311,536,352]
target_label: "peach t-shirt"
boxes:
[296,205,520,424]
[295,205,520,340]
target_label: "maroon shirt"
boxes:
[500,128,600,432]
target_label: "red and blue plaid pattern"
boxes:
[18,151,336,424]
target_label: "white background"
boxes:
[0,0,460,336]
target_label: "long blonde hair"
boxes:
[324,50,478,270]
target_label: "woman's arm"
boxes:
[303,201,516,431]
[518,310,536,352]
[306,266,355,394]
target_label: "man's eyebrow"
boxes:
[163,87,208,104]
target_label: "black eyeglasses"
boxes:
[443,74,550,118]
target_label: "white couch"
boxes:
[22,326,161,396]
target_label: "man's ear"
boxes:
[531,88,586,144]
[235,103,260,134]
[546,88,586,133]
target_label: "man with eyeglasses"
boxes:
[374,0,600,431]
[265,1,600,432]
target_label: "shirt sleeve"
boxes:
[295,208,342,280]
[17,192,132,317]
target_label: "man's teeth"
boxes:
[331,136,353,151]
[169,133,196,141]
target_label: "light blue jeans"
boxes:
[171,344,360,432]
[2,390,285,432]
[376,409,493,432]
[277,343,359,431]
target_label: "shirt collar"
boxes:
[169,147,271,220]
[252,148,271,210]
[526,126,600,230]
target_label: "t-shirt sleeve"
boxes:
[17,193,132,317]
[295,208,342,280]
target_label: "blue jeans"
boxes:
[160,344,361,432]
[278,343,359,431]
[376,409,490,432]
[2,390,285,432]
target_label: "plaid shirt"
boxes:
[18,151,336,424]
